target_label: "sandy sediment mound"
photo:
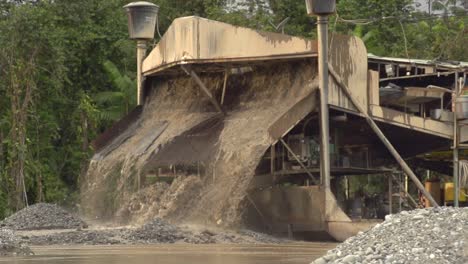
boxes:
[0,229,33,256]
[312,207,468,264]
[1,203,87,230]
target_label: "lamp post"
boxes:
[305,0,336,190]
[124,1,160,105]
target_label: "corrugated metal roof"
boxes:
[368,54,468,70]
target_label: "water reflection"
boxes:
[2,243,337,264]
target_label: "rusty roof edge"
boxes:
[142,16,318,76]
[143,51,318,77]
[368,54,468,70]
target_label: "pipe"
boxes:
[317,16,331,190]
[328,65,439,207]
[454,71,460,207]
[136,41,147,105]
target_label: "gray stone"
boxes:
[311,207,467,264]
[312,257,327,264]
[342,255,358,263]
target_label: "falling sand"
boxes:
[80,60,318,228]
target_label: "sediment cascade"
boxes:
[81,61,318,227]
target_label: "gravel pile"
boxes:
[0,229,33,256]
[23,217,284,246]
[27,230,123,245]
[1,203,88,230]
[312,207,468,264]
[126,218,284,244]
[125,218,186,243]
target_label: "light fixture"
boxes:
[305,0,336,16]
[124,1,160,105]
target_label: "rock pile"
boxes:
[25,218,284,245]
[312,207,467,264]
[125,218,186,243]
[1,203,87,230]
[0,229,33,256]
[27,229,123,245]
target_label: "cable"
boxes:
[398,19,411,63]
[156,15,162,39]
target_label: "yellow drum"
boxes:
[444,182,467,202]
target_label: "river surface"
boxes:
[1,243,337,264]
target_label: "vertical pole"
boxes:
[317,16,331,190]
[454,72,459,207]
[388,174,393,214]
[136,40,147,105]
[271,144,276,183]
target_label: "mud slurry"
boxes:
[81,61,319,228]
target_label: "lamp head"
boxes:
[124,1,160,40]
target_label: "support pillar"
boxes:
[317,16,331,190]
[136,40,147,105]
[454,72,460,207]
[388,174,393,214]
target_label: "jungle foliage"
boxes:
[0,0,466,217]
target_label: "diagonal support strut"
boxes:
[279,138,319,185]
[181,65,225,115]
[328,64,439,207]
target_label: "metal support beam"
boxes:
[271,144,276,183]
[317,16,331,190]
[279,138,318,184]
[221,70,229,105]
[136,41,147,105]
[388,174,393,214]
[454,71,460,207]
[328,65,439,207]
[182,65,225,115]
[391,174,419,208]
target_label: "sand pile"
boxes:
[81,61,318,228]
[312,207,468,264]
[1,203,87,230]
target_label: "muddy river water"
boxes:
[1,243,337,264]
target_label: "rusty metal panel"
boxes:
[142,16,318,76]
[249,186,327,232]
[133,121,168,156]
[91,106,143,153]
[249,186,374,241]
[143,115,223,168]
[328,34,368,112]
